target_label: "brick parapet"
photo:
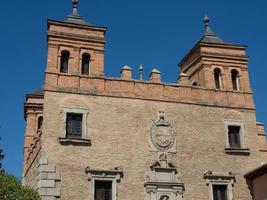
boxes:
[44,73,255,110]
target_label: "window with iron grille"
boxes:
[228,126,241,149]
[66,113,83,138]
[95,181,112,200]
[213,185,228,200]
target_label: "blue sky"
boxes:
[0,0,266,178]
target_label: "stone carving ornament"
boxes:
[150,111,176,152]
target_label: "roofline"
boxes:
[47,19,108,32]
[244,163,267,180]
[178,40,247,67]
[25,93,44,101]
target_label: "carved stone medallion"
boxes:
[150,111,176,152]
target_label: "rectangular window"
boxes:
[213,185,228,200]
[95,181,112,200]
[228,126,241,149]
[66,113,83,138]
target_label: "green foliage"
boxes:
[0,172,40,200]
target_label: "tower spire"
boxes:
[203,14,215,36]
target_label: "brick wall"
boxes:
[35,91,267,200]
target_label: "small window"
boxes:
[192,82,197,86]
[82,53,90,75]
[60,51,70,73]
[37,116,43,130]
[213,185,228,200]
[214,68,222,89]
[228,126,241,149]
[66,113,83,138]
[231,69,239,91]
[95,181,112,200]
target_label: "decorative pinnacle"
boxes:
[203,14,215,36]
[72,0,80,16]
[204,14,210,28]
[139,64,143,80]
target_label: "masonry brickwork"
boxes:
[22,2,267,200]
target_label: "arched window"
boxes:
[81,53,90,75]
[192,82,197,86]
[231,69,239,91]
[37,116,43,130]
[60,51,70,73]
[214,68,222,89]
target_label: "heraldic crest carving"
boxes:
[150,111,176,152]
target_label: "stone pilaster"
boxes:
[37,156,61,200]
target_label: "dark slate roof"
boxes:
[64,0,91,26]
[64,14,91,26]
[199,34,233,45]
[28,88,44,96]
[199,15,234,46]
[244,163,267,180]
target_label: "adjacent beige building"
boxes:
[22,1,267,200]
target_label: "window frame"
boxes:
[212,184,228,200]
[224,121,245,149]
[66,113,83,139]
[227,126,241,149]
[204,171,235,200]
[37,115,43,130]
[230,69,240,91]
[59,107,90,145]
[94,180,112,200]
[214,68,222,90]
[86,168,123,200]
[224,121,250,154]
[81,53,91,75]
[60,50,70,73]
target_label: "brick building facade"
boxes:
[22,1,267,200]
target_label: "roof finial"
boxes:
[139,64,143,80]
[72,0,80,16]
[204,14,210,29]
[203,14,215,36]
[65,0,91,25]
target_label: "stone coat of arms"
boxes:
[150,111,176,153]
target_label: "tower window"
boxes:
[95,180,112,200]
[37,116,43,130]
[66,113,83,138]
[214,68,222,89]
[82,53,90,75]
[231,69,239,91]
[228,126,241,149]
[213,185,228,200]
[60,51,70,73]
